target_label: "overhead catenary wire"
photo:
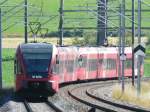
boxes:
[62,0,133,35]
[41,15,58,26]
[2,1,24,16]
[27,15,58,34]
[62,1,113,27]
[87,7,118,29]
[35,0,44,22]
[140,0,150,7]
[6,15,56,18]
[1,0,149,36]
[85,0,147,27]
[61,0,149,36]
[2,1,57,33]
[2,22,21,32]
[2,7,24,22]
[97,0,138,26]
[0,0,9,5]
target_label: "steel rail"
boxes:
[67,78,150,112]
[86,86,150,112]
[68,90,116,112]
[23,100,33,112]
[46,100,63,112]
[68,81,117,112]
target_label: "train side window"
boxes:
[56,55,59,64]
[78,56,87,68]
[52,59,64,75]
[66,60,75,73]
[103,59,116,70]
[78,56,83,67]
[88,59,97,71]
[52,55,62,74]
[52,62,59,74]
[99,59,103,65]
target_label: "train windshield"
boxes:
[23,53,51,73]
[21,43,52,78]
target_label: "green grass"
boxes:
[144,62,150,77]
[2,49,15,87]
[1,0,150,35]
[145,45,150,77]
[3,61,14,87]
[2,48,15,60]
[146,45,150,55]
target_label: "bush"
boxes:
[72,31,96,46]
[146,37,150,45]
[125,37,132,46]
[107,31,118,37]
[44,30,84,37]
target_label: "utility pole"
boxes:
[97,0,107,46]
[121,0,126,92]
[137,0,141,96]
[59,0,64,46]
[132,0,135,86]
[104,0,107,44]
[0,9,2,89]
[118,4,122,83]
[24,0,28,43]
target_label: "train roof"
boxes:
[20,43,53,53]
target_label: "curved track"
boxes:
[86,85,150,112]
[17,78,150,112]
[67,79,150,112]
[23,99,63,112]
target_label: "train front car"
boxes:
[15,43,57,94]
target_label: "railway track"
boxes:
[86,85,150,112]
[23,99,63,112]
[14,78,150,112]
[23,100,33,112]
[67,79,150,112]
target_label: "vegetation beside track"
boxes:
[112,82,150,109]
[3,60,14,87]
[2,49,15,87]
[2,37,74,48]
[144,45,150,77]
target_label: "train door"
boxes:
[77,48,87,80]
[104,54,117,78]
[14,56,25,91]
[64,47,78,82]
[87,48,98,79]
[99,48,117,78]
[54,47,66,83]
[97,48,104,78]
[70,47,78,81]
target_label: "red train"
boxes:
[14,43,143,93]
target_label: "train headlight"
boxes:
[32,76,36,78]
[32,75,42,79]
